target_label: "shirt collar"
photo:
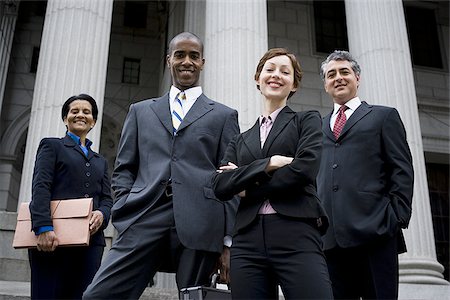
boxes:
[260,106,284,126]
[169,85,203,102]
[333,97,361,116]
[67,132,92,148]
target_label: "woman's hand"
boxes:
[217,162,238,172]
[216,162,246,197]
[265,155,294,173]
[37,231,59,252]
[89,210,104,235]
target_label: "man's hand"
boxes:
[217,246,231,284]
[89,210,104,235]
[36,231,59,252]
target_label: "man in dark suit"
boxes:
[317,50,414,300]
[83,32,239,299]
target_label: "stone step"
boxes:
[0,281,179,300]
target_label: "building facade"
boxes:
[0,0,448,298]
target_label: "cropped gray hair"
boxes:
[320,50,361,80]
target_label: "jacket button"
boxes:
[332,164,338,169]
[84,194,89,198]
[335,143,340,147]
[85,182,90,188]
[86,162,91,167]
[333,185,338,192]
[86,172,91,177]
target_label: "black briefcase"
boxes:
[179,274,231,300]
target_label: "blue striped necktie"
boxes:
[172,92,186,133]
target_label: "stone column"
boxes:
[17,0,113,205]
[0,1,19,211]
[344,0,448,285]
[184,0,206,42]
[0,0,19,127]
[203,0,268,131]
[159,0,185,94]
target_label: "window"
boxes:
[30,47,40,73]
[404,6,443,69]
[122,57,140,84]
[313,1,349,54]
[426,163,449,281]
[124,1,148,29]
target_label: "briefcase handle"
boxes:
[210,273,219,288]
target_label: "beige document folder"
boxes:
[13,198,93,249]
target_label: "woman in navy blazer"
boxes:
[212,49,332,299]
[29,94,113,299]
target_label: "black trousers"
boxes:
[83,195,219,300]
[325,235,399,300]
[230,214,333,300]
[29,245,103,299]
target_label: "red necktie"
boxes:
[333,105,348,139]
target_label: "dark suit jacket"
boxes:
[317,101,414,251]
[30,135,113,246]
[212,106,328,235]
[111,93,239,253]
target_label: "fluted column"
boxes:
[345,0,448,285]
[184,0,205,41]
[203,0,268,131]
[159,0,185,94]
[0,0,19,126]
[18,0,113,205]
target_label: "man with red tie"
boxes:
[317,50,414,300]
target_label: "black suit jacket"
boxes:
[317,101,414,251]
[212,106,328,235]
[111,93,239,253]
[30,135,113,246]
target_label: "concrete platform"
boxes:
[1,280,449,300]
[0,280,179,300]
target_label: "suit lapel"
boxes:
[262,106,295,156]
[177,94,213,132]
[242,121,262,160]
[323,111,335,141]
[338,101,372,139]
[63,136,88,160]
[149,94,173,135]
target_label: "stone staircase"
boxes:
[0,280,179,300]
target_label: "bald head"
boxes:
[168,32,204,56]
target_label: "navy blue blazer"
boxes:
[212,106,328,235]
[317,101,413,251]
[30,135,113,246]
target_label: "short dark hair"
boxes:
[61,94,98,121]
[167,32,204,56]
[254,48,303,99]
[320,50,361,80]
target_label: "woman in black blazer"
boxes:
[29,94,113,299]
[212,49,333,299]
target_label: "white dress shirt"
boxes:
[330,97,362,130]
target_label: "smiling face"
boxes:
[323,59,360,104]
[63,100,96,138]
[256,55,297,102]
[166,37,205,90]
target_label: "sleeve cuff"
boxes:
[223,235,232,247]
[35,226,53,236]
